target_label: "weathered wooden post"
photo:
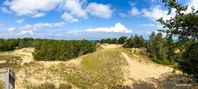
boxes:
[0,68,15,89]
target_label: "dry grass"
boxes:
[52,49,128,89]
[0,81,5,89]
[1,44,197,89]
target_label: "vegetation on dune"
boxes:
[158,0,198,80]
[97,0,198,81]
[26,82,72,89]
[34,40,96,61]
[0,55,22,68]
[26,83,55,89]
[0,81,4,89]
[0,38,96,61]
[123,35,145,48]
[180,43,198,80]
[98,35,145,48]
[147,32,177,65]
[118,36,128,44]
[56,49,127,89]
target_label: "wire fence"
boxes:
[0,68,15,89]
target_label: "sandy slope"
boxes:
[0,48,35,65]
[4,44,196,89]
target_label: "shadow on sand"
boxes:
[113,72,198,89]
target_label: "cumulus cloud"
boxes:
[61,12,79,22]
[130,0,197,21]
[129,5,174,21]
[3,0,62,17]
[86,3,112,18]
[2,0,113,22]
[63,0,87,19]
[129,7,141,16]
[141,6,175,21]
[85,23,132,33]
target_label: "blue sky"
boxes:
[0,0,197,40]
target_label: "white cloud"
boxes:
[33,22,64,28]
[63,0,87,19]
[141,6,174,21]
[128,6,174,21]
[86,23,132,33]
[19,30,33,35]
[86,3,112,18]
[141,23,162,28]
[3,0,62,17]
[129,0,197,21]
[129,7,141,15]
[8,27,16,32]
[32,13,46,18]
[2,0,113,22]
[187,0,198,13]
[15,19,25,24]
[61,12,79,22]
[17,22,64,35]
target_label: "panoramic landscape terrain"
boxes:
[0,0,198,89]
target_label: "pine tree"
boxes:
[118,36,127,44]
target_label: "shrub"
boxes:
[59,83,72,89]
[179,43,198,80]
[26,83,55,89]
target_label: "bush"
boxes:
[59,83,72,89]
[34,40,96,61]
[118,36,128,44]
[26,83,55,89]
[123,35,145,48]
[98,38,118,44]
[179,43,198,80]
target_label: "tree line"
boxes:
[0,38,96,61]
[98,35,145,48]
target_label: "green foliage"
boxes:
[0,39,18,51]
[147,32,176,62]
[98,38,118,44]
[0,38,96,61]
[158,0,198,80]
[147,32,156,58]
[98,35,145,48]
[118,36,127,44]
[158,0,198,41]
[164,36,176,62]
[179,43,198,80]
[155,33,166,60]
[123,35,145,48]
[34,40,96,61]
[151,58,174,65]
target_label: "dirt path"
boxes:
[121,52,173,86]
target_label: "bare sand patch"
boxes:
[100,44,122,49]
